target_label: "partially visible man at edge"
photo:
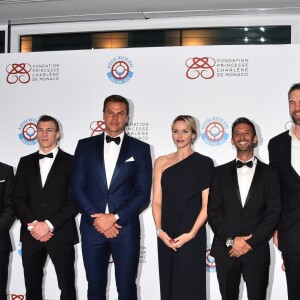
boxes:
[0,161,15,300]
[268,83,300,300]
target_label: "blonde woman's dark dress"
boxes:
[158,152,214,300]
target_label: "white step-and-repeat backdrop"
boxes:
[0,45,297,299]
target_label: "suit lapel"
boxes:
[244,158,262,207]
[43,148,62,187]
[281,132,300,179]
[229,160,243,206]
[96,134,108,190]
[33,151,43,190]
[109,133,129,190]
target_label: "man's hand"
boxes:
[103,224,122,238]
[28,221,50,241]
[229,234,252,257]
[39,232,54,242]
[91,213,116,233]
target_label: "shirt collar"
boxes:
[39,146,58,158]
[289,125,297,139]
[236,156,255,163]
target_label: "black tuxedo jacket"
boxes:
[0,162,15,251]
[12,149,78,245]
[208,158,281,263]
[268,131,300,254]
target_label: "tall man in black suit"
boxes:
[0,162,15,300]
[12,115,78,300]
[73,95,152,300]
[268,83,300,300]
[208,117,281,300]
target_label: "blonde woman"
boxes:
[152,115,214,300]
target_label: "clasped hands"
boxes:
[27,221,53,242]
[91,213,122,239]
[229,234,252,258]
[158,231,194,252]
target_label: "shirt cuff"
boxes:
[45,220,54,232]
[113,214,120,221]
[27,220,37,231]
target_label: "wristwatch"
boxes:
[225,237,234,248]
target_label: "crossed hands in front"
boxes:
[91,213,122,239]
[229,234,252,258]
[157,231,195,252]
[27,221,53,242]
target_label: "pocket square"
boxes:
[125,157,135,162]
[0,179,5,183]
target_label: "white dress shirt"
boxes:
[39,146,58,187]
[236,156,257,207]
[38,146,58,231]
[104,132,124,187]
[289,126,300,176]
[104,132,124,213]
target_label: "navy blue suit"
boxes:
[73,133,152,300]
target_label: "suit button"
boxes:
[240,218,244,222]
[42,203,46,207]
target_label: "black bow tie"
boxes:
[38,153,53,159]
[106,135,121,145]
[236,160,253,168]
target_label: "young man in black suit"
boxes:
[12,115,78,300]
[268,83,300,300]
[0,161,15,300]
[208,117,281,300]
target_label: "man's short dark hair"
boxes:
[103,95,129,116]
[288,83,300,100]
[231,117,256,136]
[37,115,60,132]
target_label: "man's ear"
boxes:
[56,131,61,141]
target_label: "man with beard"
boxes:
[268,83,300,300]
[208,117,281,300]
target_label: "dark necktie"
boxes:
[38,153,54,159]
[236,160,253,168]
[106,135,121,145]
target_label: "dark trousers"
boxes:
[82,236,140,300]
[282,253,300,300]
[22,240,76,300]
[215,257,269,300]
[0,250,10,300]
